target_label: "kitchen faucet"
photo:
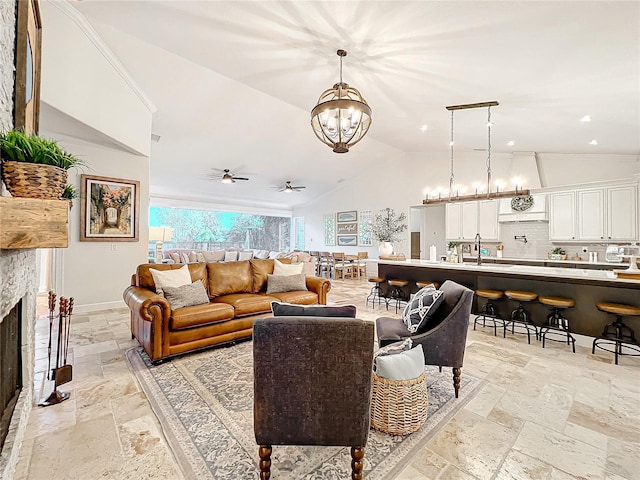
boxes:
[474,233,482,265]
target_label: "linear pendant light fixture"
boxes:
[310,49,372,153]
[423,101,530,204]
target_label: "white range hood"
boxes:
[498,193,548,222]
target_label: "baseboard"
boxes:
[72,300,126,314]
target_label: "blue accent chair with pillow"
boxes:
[375,280,474,398]
[253,316,374,479]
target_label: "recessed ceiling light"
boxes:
[589,139,598,145]
[507,140,515,146]
[580,115,592,122]
[420,124,428,132]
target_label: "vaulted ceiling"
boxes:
[68,1,639,209]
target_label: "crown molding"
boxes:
[49,1,157,113]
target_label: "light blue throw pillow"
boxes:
[374,344,425,381]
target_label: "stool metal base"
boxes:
[539,308,575,353]
[388,286,407,314]
[592,316,640,365]
[504,302,539,344]
[473,300,505,336]
[366,284,388,309]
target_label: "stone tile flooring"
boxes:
[14,277,640,479]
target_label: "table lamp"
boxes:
[149,226,173,263]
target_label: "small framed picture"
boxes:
[80,174,140,241]
[337,211,357,222]
[336,222,358,235]
[337,235,358,246]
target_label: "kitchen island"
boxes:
[372,259,640,337]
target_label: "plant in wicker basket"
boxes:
[0,130,83,199]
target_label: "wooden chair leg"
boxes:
[259,444,272,480]
[351,446,364,480]
[452,367,461,398]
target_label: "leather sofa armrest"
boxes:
[305,277,331,305]
[123,286,171,321]
[123,286,172,362]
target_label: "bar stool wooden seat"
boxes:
[504,290,539,344]
[366,276,388,308]
[388,279,409,314]
[538,296,576,353]
[592,302,640,365]
[473,289,505,336]
[416,281,440,289]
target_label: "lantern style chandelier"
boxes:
[310,49,372,153]
[423,101,530,204]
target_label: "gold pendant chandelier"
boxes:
[310,49,372,153]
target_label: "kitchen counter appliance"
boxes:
[606,245,622,262]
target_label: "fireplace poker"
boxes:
[46,291,56,381]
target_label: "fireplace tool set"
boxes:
[39,291,74,407]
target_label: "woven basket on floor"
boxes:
[370,371,428,435]
[1,161,67,199]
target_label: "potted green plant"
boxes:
[549,247,567,260]
[0,130,83,199]
[372,208,408,257]
[61,184,81,209]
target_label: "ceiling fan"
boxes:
[277,181,306,193]
[208,168,250,184]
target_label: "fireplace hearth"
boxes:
[0,300,22,452]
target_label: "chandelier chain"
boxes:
[486,106,492,195]
[449,110,455,198]
[339,55,343,84]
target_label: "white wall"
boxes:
[39,2,154,156]
[53,141,149,311]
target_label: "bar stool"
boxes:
[538,296,576,353]
[366,276,387,308]
[416,281,440,289]
[504,290,539,344]
[592,302,640,365]
[388,279,409,314]
[473,289,505,336]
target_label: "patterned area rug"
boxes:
[127,342,483,480]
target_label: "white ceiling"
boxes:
[68,1,640,209]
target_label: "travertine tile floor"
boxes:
[14,277,640,479]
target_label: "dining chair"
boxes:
[333,252,353,279]
[356,252,368,278]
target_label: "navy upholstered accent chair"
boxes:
[375,280,474,398]
[253,316,374,480]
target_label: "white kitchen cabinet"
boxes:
[446,200,498,241]
[478,200,499,240]
[607,185,637,241]
[577,189,605,240]
[549,191,576,240]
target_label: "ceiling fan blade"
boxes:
[234,177,249,181]
[294,186,306,189]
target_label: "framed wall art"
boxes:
[337,211,357,223]
[80,174,140,241]
[336,222,358,235]
[358,210,373,246]
[14,0,42,134]
[324,213,336,246]
[337,234,358,246]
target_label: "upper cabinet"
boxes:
[550,184,638,242]
[446,199,499,241]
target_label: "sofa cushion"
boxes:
[208,261,252,296]
[375,344,425,381]
[266,273,307,294]
[188,251,198,263]
[213,293,278,317]
[273,259,304,275]
[138,263,208,294]
[402,285,446,333]
[250,259,274,293]
[170,302,235,330]
[170,252,181,264]
[163,281,210,310]
[268,291,319,305]
[271,301,355,317]
[149,265,192,295]
[203,250,225,262]
[180,252,190,264]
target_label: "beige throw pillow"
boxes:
[266,273,307,294]
[149,265,192,295]
[273,259,304,276]
[162,281,210,310]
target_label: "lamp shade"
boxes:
[149,226,173,242]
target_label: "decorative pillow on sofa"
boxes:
[188,251,198,263]
[169,252,181,264]
[238,251,254,261]
[273,259,304,276]
[149,265,192,295]
[196,252,206,262]
[162,281,210,310]
[180,252,190,264]
[402,286,446,333]
[271,301,356,318]
[224,250,238,262]
[375,344,425,381]
[266,273,307,294]
[202,250,225,262]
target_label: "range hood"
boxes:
[498,193,548,222]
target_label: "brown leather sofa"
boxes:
[123,259,331,363]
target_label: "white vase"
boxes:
[378,242,393,257]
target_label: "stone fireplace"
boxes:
[0,249,37,479]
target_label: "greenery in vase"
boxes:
[0,130,84,170]
[372,208,407,243]
[551,247,566,255]
[62,184,80,200]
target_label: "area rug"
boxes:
[126,342,483,480]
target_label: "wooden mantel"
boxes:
[0,197,69,249]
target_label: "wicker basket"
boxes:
[1,161,67,199]
[370,371,428,435]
